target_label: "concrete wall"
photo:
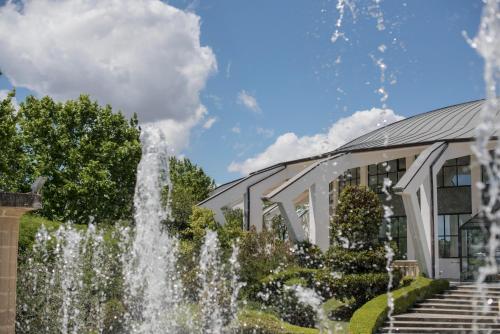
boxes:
[0,207,30,334]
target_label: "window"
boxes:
[379,216,407,259]
[437,156,471,188]
[338,167,361,193]
[368,158,406,194]
[438,213,471,258]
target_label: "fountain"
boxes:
[15,126,242,334]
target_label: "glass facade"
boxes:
[338,167,361,193]
[437,157,471,187]
[438,213,471,258]
[368,158,406,194]
[379,216,407,259]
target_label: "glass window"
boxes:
[338,167,361,193]
[379,216,407,259]
[437,156,471,188]
[438,213,471,258]
[368,158,406,194]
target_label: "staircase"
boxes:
[378,284,500,333]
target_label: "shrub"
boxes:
[238,226,294,299]
[292,241,324,269]
[330,186,382,250]
[237,308,318,334]
[324,246,386,274]
[183,206,219,246]
[313,270,402,317]
[349,276,449,334]
[257,268,320,327]
[18,214,61,259]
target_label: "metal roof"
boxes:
[334,99,494,153]
[208,99,496,195]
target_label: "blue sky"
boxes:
[177,0,485,182]
[0,0,486,184]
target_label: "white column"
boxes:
[308,182,330,251]
[277,201,306,242]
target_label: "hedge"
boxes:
[348,276,449,334]
[18,214,62,257]
[237,308,319,334]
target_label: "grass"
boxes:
[348,276,449,334]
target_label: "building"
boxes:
[199,99,498,281]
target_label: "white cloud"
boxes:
[256,127,274,138]
[237,90,261,113]
[0,0,217,152]
[228,108,404,175]
[202,116,217,129]
[231,125,241,134]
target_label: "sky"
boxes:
[0,0,486,184]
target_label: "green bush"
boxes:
[258,268,319,327]
[313,270,402,319]
[349,276,449,334]
[237,308,318,334]
[324,246,386,274]
[292,241,324,269]
[238,227,294,299]
[330,186,382,250]
[18,214,61,259]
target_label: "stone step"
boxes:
[455,286,500,291]
[409,307,498,316]
[378,327,498,333]
[458,285,500,290]
[393,313,500,323]
[442,290,500,297]
[434,293,500,300]
[425,298,496,305]
[414,303,497,312]
[383,320,500,329]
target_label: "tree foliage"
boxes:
[167,156,215,228]
[1,93,141,224]
[0,90,27,192]
[330,185,383,250]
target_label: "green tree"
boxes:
[328,185,387,275]
[17,95,141,224]
[167,157,215,229]
[0,90,26,192]
[330,185,383,250]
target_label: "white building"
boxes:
[199,99,498,281]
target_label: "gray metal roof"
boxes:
[208,99,496,195]
[334,99,495,153]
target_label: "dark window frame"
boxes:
[338,167,361,193]
[438,212,471,259]
[379,216,407,260]
[368,158,406,194]
[436,156,471,189]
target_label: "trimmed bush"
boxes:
[313,271,401,306]
[18,214,61,258]
[324,246,386,274]
[348,276,449,334]
[237,308,319,334]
